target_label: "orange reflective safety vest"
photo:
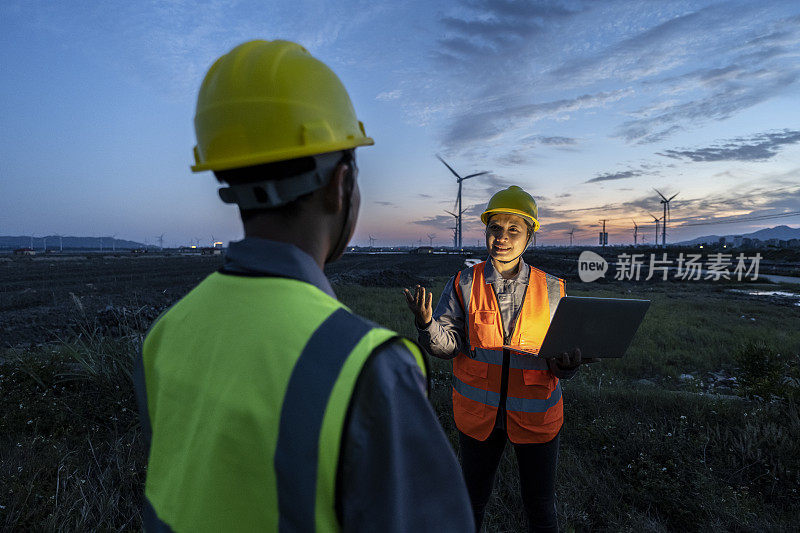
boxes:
[452,261,566,444]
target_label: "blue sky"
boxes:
[2,0,799,247]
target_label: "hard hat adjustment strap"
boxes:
[217,152,342,209]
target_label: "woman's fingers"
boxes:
[426,290,433,311]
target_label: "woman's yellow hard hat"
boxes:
[480,186,540,232]
[192,40,374,172]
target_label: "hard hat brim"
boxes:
[481,208,540,232]
[192,136,374,172]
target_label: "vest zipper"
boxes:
[491,288,510,430]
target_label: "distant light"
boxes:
[699,245,703,249]
[191,245,197,249]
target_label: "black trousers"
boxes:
[458,428,560,533]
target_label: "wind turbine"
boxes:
[368,235,376,249]
[632,220,639,246]
[157,234,165,250]
[437,155,489,249]
[427,233,436,247]
[567,228,574,247]
[111,234,117,252]
[649,213,661,247]
[654,189,678,247]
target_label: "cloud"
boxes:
[376,89,402,101]
[585,170,643,183]
[617,69,799,143]
[445,89,630,147]
[534,136,577,146]
[549,3,778,86]
[436,1,578,65]
[610,10,800,143]
[374,201,397,207]
[658,129,800,162]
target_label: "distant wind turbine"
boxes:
[654,189,678,247]
[649,213,661,247]
[437,155,489,249]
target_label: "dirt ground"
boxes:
[1,249,795,348]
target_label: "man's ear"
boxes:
[321,163,350,213]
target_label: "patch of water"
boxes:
[727,288,800,306]
[728,289,800,298]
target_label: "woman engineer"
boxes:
[404,185,596,532]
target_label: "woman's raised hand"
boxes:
[403,284,433,328]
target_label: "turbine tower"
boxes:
[649,213,661,247]
[368,235,376,249]
[445,210,460,249]
[632,220,639,246]
[654,189,678,247]
[437,155,489,249]
[567,228,574,247]
[427,233,436,247]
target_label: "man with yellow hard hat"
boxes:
[134,40,473,532]
[405,185,595,532]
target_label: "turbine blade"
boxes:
[436,154,462,180]
[462,171,489,180]
[668,193,679,201]
[653,188,668,201]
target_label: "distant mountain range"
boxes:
[677,225,800,245]
[0,235,151,250]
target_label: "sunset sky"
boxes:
[2,0,799,247]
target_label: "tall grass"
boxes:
[2,276,798,530]
[0,320,146,530]
[341,277,800,531]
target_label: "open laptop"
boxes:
[505,296,650,359]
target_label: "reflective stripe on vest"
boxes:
[137,273,427,532]
[452,261,566,444]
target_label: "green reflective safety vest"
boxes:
[140,272,427,531]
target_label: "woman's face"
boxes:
[485,213,530,261]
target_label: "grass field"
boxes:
[1,253,798,531]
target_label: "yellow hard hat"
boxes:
[191,40,374,172]
[480,186,540,232]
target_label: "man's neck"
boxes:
[244,221,329,270]
[491,257,521,279]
